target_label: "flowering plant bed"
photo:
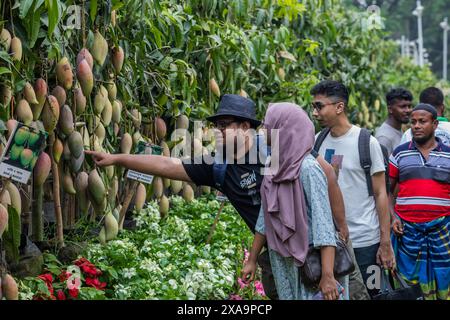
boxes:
[19,196,266,300]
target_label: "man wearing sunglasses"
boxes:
[86,93,349,300]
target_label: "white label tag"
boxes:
[126,170,154,184]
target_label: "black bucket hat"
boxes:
[206,94,261,127]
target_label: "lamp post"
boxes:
[412,1,424,67]
[440,17,449,81]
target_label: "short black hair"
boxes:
[310,80,349,105]
[419,87,444,108]
[386,88,413,106]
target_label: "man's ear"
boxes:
[336,102,345,115]
[241,121,251,131]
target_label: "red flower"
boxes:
[85,277,107,290]
[74,258,102,278]
[38,273,54,296]
[38,273,53,284]
[57,290,66,300]
[59,271,71,282]
[68,287,79,299]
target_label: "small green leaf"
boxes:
[0,67,12,75]
[90,0,98,24]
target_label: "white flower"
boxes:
[122,267,137,279]
[168,279,178,290]
[186,290,196,300]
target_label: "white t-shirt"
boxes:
[399,121,450,146]
[316,125,385,248]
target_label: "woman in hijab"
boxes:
[242,102,349,300]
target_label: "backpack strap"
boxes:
[358,128,374,196]
[313,128,331,152]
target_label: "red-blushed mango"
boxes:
[51,85,67,107]
[16,99,33,125]
[6,119,17,139]
[56,57,73,89]
[53,137,63,163]
[73,87,86,116]
[77,48,94,70]
[23,82,38,105]
[112,46,124,74]
[77,59,94,97]
[41,95,60,132]
[33,152,51,186]
[1,274,19,300]
[20,148,33,167]
[32,78,48,120]
[156,117,166,140]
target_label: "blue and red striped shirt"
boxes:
[389,138,450,223]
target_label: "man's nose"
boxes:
[312,108,319,117]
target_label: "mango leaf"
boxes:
[3,207,21,264]
[90,0,98,24]
[46,0,60,37]
[19,0,34,19]
[0,67,11,75]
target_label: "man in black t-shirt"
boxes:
[86,94,351,300]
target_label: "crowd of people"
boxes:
[85,80,450,301]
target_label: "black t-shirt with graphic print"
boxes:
[182,154,264,233]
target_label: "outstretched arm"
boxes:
[85,150,192,182]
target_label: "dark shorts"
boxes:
[353,242,380,298]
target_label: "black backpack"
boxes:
[313,127,390,196]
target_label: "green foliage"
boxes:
[1,0,441,133]
[83,196,260,299]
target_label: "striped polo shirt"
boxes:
[389,138,450,223]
